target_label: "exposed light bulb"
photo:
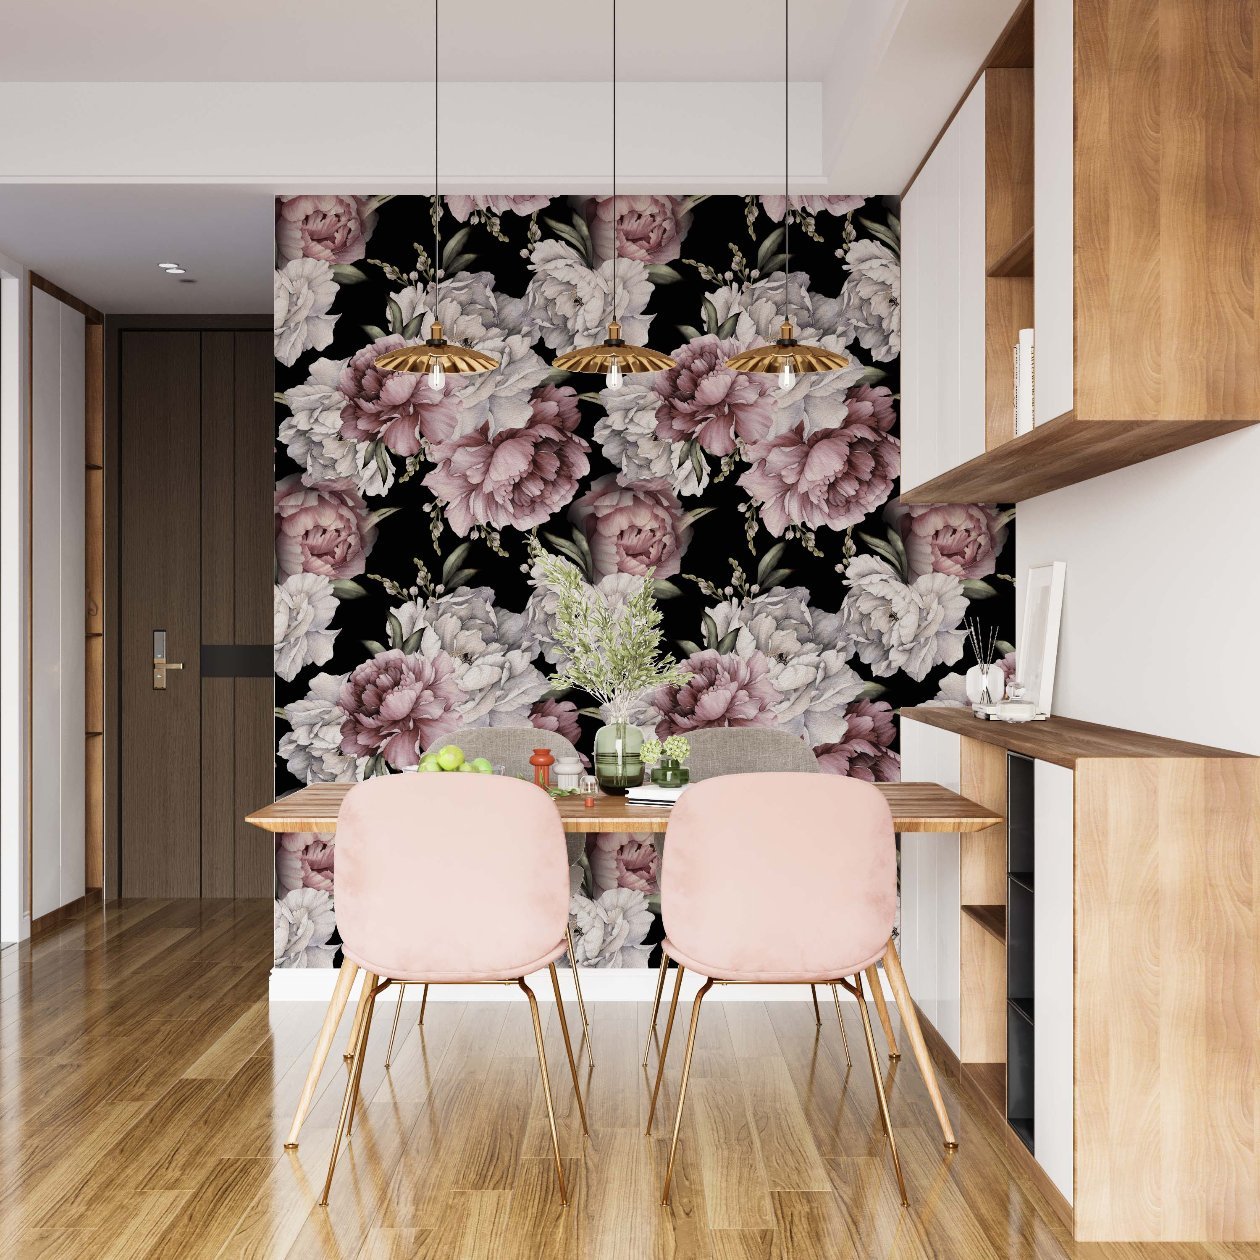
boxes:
[605,358,624,390]
[427,359,445,391]
[778,359,796,391]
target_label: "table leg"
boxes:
[882,940,957,1147]
[285,959,359,1148]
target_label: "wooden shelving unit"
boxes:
[962,903,1006,943]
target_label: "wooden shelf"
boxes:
[901,704,1253,768]
[987,226,1033,277]
[963,1062,1006,1119]
[963,903,1007,943]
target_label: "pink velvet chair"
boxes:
[318,772,587,1206]
[646,773,907,1206]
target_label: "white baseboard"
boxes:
[269,965,893,1004]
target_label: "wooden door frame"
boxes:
[103,314,270,902]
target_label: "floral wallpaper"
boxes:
[272,192,1014,971]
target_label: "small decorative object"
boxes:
[964,618,1006,714]
[529,543,691,796]
[1020,562,1066,718]
[553,755,583,792]
[643,735,691,788]
[529,747,555,789]
[579,773,599,808]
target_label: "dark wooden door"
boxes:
[118,326,272,898]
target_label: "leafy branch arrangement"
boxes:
[529,542,691,726]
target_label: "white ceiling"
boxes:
[0,0,1021,314]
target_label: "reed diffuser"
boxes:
[964,618,1005,711]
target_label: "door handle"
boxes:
[152,629,184,690]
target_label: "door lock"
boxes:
[152,629,185,690]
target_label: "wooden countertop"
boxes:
[245,779,1001,835]
[901,704,1254,769]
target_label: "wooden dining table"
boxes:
[248,778,1000,1152]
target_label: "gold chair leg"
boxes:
[349,978,387,1136]
[854,973,908,1206]
[642,953,670,1067]
[343,969,374,1062]
[866,963,900,1059]
[419,983,430,1026]
[548,963,589,1136]
[810,983,822,1026]
[319,972,378,1205]
[829,983,853,1067]
[285,958,358,1148]
[384,983,407,1068]
[645,964,686,1134]
[566,925,594,1067]
[660,976,714,1206]
[519,977,568,1207]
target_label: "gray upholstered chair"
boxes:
[380,725,593,1066]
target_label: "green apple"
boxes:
[470,757,494,775]
[458,762,475,772]
[435,744,465,772]
[417,755,441,773]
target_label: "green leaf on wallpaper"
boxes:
[542,531,592,581]
[568,524,594,574]
[996,639,1015,655]
[858,217,901,254]
[756,541,788,582]
[401,629,424,654]
[962,579,997,600]
[756,226,785,271]
[576,391,604,404]
[681,506,715,529]
[541,368,573,387]
[676,324,703,342]
[887,211,901,238]
[386,297,405,336]
[701,296,720,336]
[441,542,473,582]
[690,444,707,486]
[859,680,887,700]
[443,567,477,589]
[680,195,710,214]
[441,226,472,267]
[646,264,682,285]
[361,324,387,341]
[361,639,387,656]
[331,579,367,600]
[375,445,392,485]
[368,506,400,528]
[331,264,368,285]
[274,706,288,721]
[274,391,289,405]
[653,579,682,600]
[716,314,740,340]
[701,611,720,651]
[569,209,594,256]
[758,254,787,275]
[386,612,405,650]
[677,639,703,657]
[858,532,906,579]
[443,252,477,276]
[716,629,740,654]
[543,218,592,266]
[543,684,572,701]
[759,568,793,589]
[401,314,425,339]
[859,365,888,385]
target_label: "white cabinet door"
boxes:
[898,720,962,1057]
[956,77,987,466]
[1034,759,1074,1204]
[1034,0,1073,423]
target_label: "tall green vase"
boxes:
[593,722,643,795]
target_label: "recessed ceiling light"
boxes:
[166,268,186,275]
[158,262,179,270]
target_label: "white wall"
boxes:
[1016,425,1260,755]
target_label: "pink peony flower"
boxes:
[446,194,551,222]
[275,832,336,895]
[813,700,901,782]
[339,335,462,456]
[654,335,777,456]
[530,698,583,746]
[652,649,782,737]
[580,195,693,265]
[338,649,463,769]
[760,195,866,222]
[276,195,377,264]
[884,501,1010,581]
[423,385,589,536]
[274,474,377,580]
[738,385,900,536]
[588,833,661,896]
[569,474,691,581]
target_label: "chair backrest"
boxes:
[662,773,895,980]
[424,725,580,780]
[335,773,568,981]
[685,727,820,781]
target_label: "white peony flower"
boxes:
[274,258,339,368]
[524,239,653,352]
[922,672,971,708]
[274,573,340,683]
[394,587,549,727]
[839,555,967,682]
[593,378,709,497]
[392,273,550,436]
[837,239,900,362]
[279,671,360,784]
[279,356,393,497]
[569,888,654,968]
[708,587,864,743]
[273,888,338,968]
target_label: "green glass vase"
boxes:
[593,722,643,795]
[650,758,690,788]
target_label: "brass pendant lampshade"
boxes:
[725,0,848,389]
[374,0,498,386]
[551,0,675,387]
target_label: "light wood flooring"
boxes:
[3,898,1259,1259]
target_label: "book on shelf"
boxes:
[1013,327,1035,435]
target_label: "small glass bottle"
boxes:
[529,747,556,788]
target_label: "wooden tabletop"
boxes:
[245,780,1001,835]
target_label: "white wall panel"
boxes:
[956,77,987,465]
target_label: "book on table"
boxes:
[625,783,689,806]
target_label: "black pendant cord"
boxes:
[434,0,440,302]
[784,0,790,329]
[612,0,618,323]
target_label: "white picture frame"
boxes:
[1020,562,1066,717]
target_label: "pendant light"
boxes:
[725,0,848,387]
[375,0,499,386]
[552,0,676,387]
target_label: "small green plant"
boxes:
[662,735,691,764]
[640,738,663,768]
[530,542,691,725]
